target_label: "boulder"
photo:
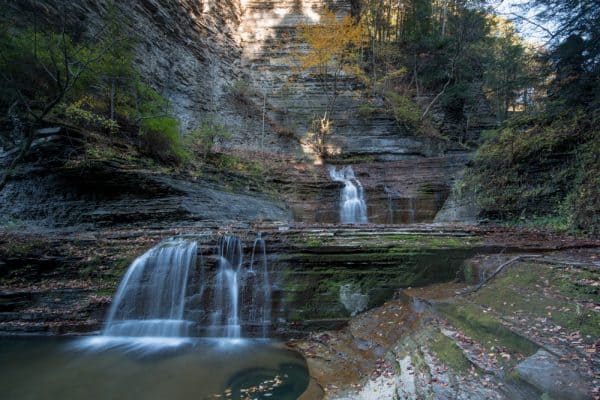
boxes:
[516,350,593,400]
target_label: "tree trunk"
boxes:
[0,126,34,191]
[110,79,116,121]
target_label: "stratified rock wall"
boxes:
[237,0,448,158]
[3,0,480,226]
[0,130,289,230]
[9,0,245,132]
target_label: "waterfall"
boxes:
[249,233,272,338]
[208,235,272,339]
[100,234,272,344]
[329,166,368,224]
[103,238,198,337]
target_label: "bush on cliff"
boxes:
[0,5,191,172]
[139,117,188,165]
[464,110,598,235]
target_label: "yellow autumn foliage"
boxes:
[296,9,366,76]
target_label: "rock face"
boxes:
[5,0,485,226]
[0,129,289,231]
[1,226,482,335]
[235,0,476,222]
[516,350,593,400]
[236,0,458,158]
[267,153,469,224]
[290,248,600,400]
[11,0,244,132]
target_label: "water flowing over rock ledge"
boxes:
[1,225,597,336]
[1,226,598,399]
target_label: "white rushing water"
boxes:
[95,234,272,349]
[329,166,368,224]
[103,238,198,338]
[209,235,272,339]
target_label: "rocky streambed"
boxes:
[292,248,599,400]
[0,225,598,399]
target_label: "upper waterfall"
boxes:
[329,166,368,224]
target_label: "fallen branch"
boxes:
[535,257,599,271]
[462,254,541,294]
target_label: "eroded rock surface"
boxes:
[290,248,599,400]
[517,350,593,400]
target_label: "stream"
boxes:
[0,336,309,400]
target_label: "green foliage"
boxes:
[210,154,264,177]
[0,25,86,119]
[0,6,192,170]
[187,118,232,159]
[384,91,422,132]
[357,103,379,118]
[359,1,540,142]
[140,117,188,164]
[228,79,256,100]
[63,98,119,133]
[563,130,600,235]
[464,110,598,234]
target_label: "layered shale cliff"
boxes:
[234,0,474,222]
[11,0,244,131]
[1,0,486,229]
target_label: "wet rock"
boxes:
[434,195,481,224]
[516,350,593,400]
[339,285,368,316]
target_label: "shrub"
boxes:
[228,79,256,101]
[564,130,600,235]
[64,98,119,133]
[140,117,188,164]
[384,91,422,132]
[187,118,232,159]
[357,103,378,118]
[463,110,598,234]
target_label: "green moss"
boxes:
[438,303,538,357]
[357,103,380,118]
[326,154,376,164]
[305,238,323,248]
[209,154,265,178]
[501,215,570,233]
[418,183,441,194]
[1,240,44,257]
[289,233,481,250]
[471,262,600,337]
[429,331,471,373]
[555,268,599,301]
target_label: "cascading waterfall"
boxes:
[208,235,272,339]
[97,234,272,345]
[329,166,368,224]
[249,233,272,338]
[208,236,243,338]
[103,238,198,338]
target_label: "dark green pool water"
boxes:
[0,336,309,400]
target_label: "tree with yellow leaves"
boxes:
[295,9,366,154]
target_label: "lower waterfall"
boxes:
[98,234,272,343]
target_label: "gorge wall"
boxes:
[11,0,245,132]
[1,0,484,228]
